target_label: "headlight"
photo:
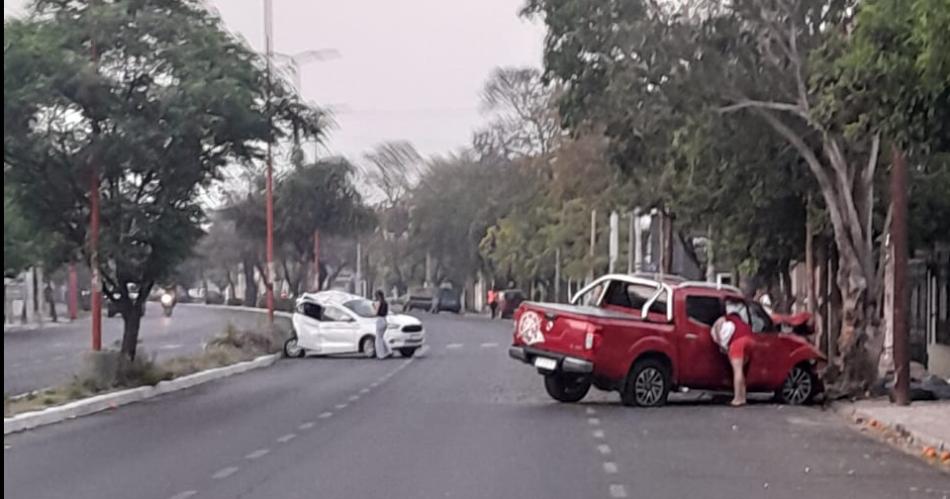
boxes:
[160,294,174,306]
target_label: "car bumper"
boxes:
[508,346,594,374]
[388,332,426,349]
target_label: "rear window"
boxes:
[686,296,723,326]
[603,281,667,315]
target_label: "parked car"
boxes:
[497,289,525,319]
[508,273,825,407]
[402,287,434,312]
[401,287,461,313]
[286,291,426,358]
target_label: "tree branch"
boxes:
[719,100,809,120]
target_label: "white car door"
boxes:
[319,306,362,354]
[292,302,326,353]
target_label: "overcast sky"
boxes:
[4,0,545,161]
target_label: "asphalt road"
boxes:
[5,314,949,499]
[3,303,268,395]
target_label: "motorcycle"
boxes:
[160,292,176,317]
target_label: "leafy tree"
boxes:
[4,0,323,360]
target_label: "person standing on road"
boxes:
[373,290,391,359]
[487,288,498,319]
[711,302,754,407]
[43,282,57,323]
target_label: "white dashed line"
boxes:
[245,448,270,460]
[587,418,601,426]
[603,462,618,474]
[592,429,605,439]
[212,466,239,480]
[318,412,333,419]
[335,403,348,410]
[168,491,197,499]
[480,342,499,348]
[348,395,360,402]
[277,433,297,443]
[446,343,464,349]
[360,388,370,394]
[586,407,597,415]
[609,484,628,498]
[597,444,612,455]
[370,382,380,388]
[298,422,315,430]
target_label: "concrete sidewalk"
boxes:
[835,399,950,470]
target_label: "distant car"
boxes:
[286,291,426,359]
[402,287,462,313]
[402,287,434,312]
[498,289,525,319]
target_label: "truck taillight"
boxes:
[585,332,594,350]
[585,326,603,351]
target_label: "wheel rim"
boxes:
[782,367,813,404]
[634,367,665,405]
[364,339,376,358]
[286,339,302,357]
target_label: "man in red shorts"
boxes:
[711,301,754,406]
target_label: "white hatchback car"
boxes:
[285,291,426,358]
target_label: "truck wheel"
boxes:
[544,373,592,403]
[621,358,671,407]
[283,337,305,358]
[776,364,818,405]
[399,347,418,358]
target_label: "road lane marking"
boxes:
[212,466,239,479]
[277,433,297,443]
[298,422,315,430]
[597,444,612,455]
[245,449,270,460]
[348,395,360,402]
[159,343,184,350]
[587,418,601,426]
[370,382,380,388]
[318,412,333,419]
[480,342,499,348]
[360,388,370,394]
[335,403,348,410]
[603,462,618,474]
[609,484,628,498]
[169,491,198,499]
[446,343,464,349]
[592,429,605,439]
[586,407,597,415]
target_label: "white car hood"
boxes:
[386,314,422,328]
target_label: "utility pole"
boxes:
[609,211,619,274]
[633,207,643,273]
[68,263,78,321]
[627,211,635,273]
[263,0,276,323]
[891,147,910,406]
[588,209,597,283]
[554,247,561,302]
[355,241,363,297]
[88,6,102,350]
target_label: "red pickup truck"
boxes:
[509,274,825,407]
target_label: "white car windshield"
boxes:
[344,299,376,318]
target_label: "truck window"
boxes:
[602,281,667,316]
[686,296,723,326]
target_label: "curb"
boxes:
[4,354,279,435]
[831,402,950,470]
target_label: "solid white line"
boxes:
[277,433,296,443]
[597,444,612,455]
[168,491,198,499]
[480,342,499,348]
[603,462,618,474]
[587,418,601,426]
[446,343,463,349]
[212,466,239,479]
[245,448,270,460]
[586,407,597,415]
[298,422,315,430]
[592,429,605,439]
[609,484,628,498]
[318,412,333,419]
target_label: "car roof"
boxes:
[298,290,363,307]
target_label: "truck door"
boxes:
[676,293,732,389]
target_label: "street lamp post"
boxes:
[264,0,275,323]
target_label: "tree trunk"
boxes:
[243,258,257,306]
[119,304,142,361]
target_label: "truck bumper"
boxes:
[508,346,594,374]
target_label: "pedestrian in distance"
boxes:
[373,290,392,359]
[43,282,58,323]
[487,288,498,319]
[711,301,754,406]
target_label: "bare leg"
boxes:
[730,357,747,406]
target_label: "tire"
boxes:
[399,347,418,358]
[543,373,592,403]
[163,307,173,318]
[621,358,671,407]
[360,336,377,359]
[283,337,305,358]
[776,364,818,405]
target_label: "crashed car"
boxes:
[509,273,826,407]
[286,291,426,359]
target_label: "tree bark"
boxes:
[243,258,257,306]
[120,303,142,361]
